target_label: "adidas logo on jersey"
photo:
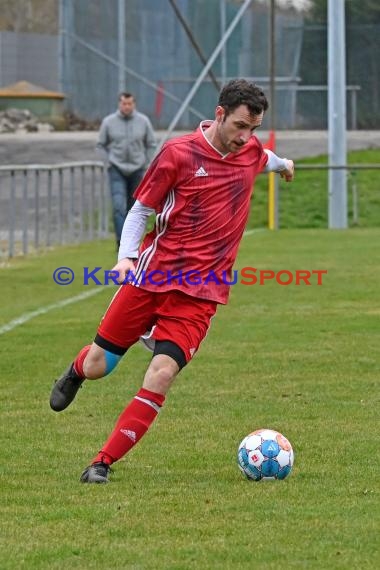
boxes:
[195,165,208,177]
[120,429,137,442]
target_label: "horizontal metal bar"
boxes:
[0,161,104,172]
[162,78,361,91]
[295,85,361,92]
[1,162,378,175]
[295,164,380,170]
[165,76,302,84]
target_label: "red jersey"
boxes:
[133,121,268,304]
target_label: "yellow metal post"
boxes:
[268,171,276,230]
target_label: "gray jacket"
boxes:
[96,110,156,175]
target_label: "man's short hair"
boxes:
[119,92,134,100]
[218,79,269,117]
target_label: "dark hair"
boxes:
[119,92,134,100]
[218,79,268,117]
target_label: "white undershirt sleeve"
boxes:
[118,200,155,261]
[263,149,290,173]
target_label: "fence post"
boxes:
[22,170,28,255]
[34,170,40,250]
[9,171,16,257]
[47,170,52,247]
[58,169,64,244]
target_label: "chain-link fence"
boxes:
[1,1,380,129]
[59,0,380,130]
[60,0,304,129]
[298,22,380,129]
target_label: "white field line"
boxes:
[0,288,103,336]
[0,228,267,336]
[243,228,266,236]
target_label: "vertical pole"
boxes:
[47,170,52,247]
[22,171,28,255]
[58,169,63,244]
[118,0,126,92]
[60,0,73,109]
[328,0,347,228]
[58,0,65,94]
[268,172,275,230]
[268,0,278,230]
[220,0,227,85]
[69,167,75,241]
[269,0,276,137]
[34,170,40,250]
[9,172,16,257]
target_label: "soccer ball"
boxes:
[237,428,294,481]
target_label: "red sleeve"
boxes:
[134,143,177,209]
[257,139,269,172]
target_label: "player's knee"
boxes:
[83,349,121,379]
[82,354,104,379]
[147,366,176,393]
[144,354,181,394]
[155,364,177,387]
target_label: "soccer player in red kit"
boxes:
[50,79,295,483]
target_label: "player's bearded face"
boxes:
[217,105,263,153]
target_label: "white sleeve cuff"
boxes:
[118,200,155,261]
[264,149,290,173]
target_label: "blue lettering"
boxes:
[122,271,139,285]
[148,270,165,286]
[83,266,102,285]
[222,270,238,285]
[204,270,221,286]
[104,270,120,285]
[185,270,202,285]
[166,270,183,285]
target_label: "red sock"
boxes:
[92,388,166,465]
[73,345,91,378]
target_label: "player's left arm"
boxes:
[263,149,294,182]
[118,200,155,262]
[113,200,155,283]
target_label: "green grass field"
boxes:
[1,229,379,569]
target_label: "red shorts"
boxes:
[97,285,218,363]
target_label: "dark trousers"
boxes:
[108,165,144,241]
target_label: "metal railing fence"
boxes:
[0,162,110,258]
[1,162,379,258]
[273,163,380,230]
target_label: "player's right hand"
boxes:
[111,257,136,284]
[280,159,295,182]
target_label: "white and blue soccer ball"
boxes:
[237,428,294,481]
